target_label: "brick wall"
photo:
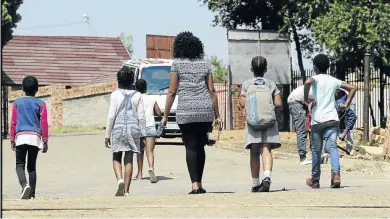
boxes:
[63,94,111,127]
[8,82,117,128]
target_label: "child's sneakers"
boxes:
[115,179,125,196]
[300,159,312,165]
[258,177,271,192]
[20,185,31,200]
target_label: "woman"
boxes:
[105,69,146,196]
[161,31,222,194]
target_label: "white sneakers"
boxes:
[148,169,158,183]
[300,159,312,165]
[115,179,125,196]
[21,185,31,199]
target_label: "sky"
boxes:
[14,0,312,69]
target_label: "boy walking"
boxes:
[304,54,357,188]
[10,76,49,199]
[238,56,283,192]
[288,85,313,165]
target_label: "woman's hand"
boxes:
[161,116,168,127]
[215,118,223,131]
[105,138,111,148]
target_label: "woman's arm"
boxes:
[105,92,118,139]
[163,74,178,118]
[154,102,162,117]
[207,74,220,119]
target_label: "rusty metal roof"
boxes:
[2,35,131,86]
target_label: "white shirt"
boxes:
[15,134,43,150]
[288,85,313,104]
[339,87,356,105]
[311,74,342,125]
[142,94,156,127]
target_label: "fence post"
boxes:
[363,53,371,143]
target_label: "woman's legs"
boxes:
[134,138,145,179]
[113,152,125,196]
[123,151,134,194]
[179,122,211,193]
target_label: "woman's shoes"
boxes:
[189,188,206,194]
[188,189,200,194]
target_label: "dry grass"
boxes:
[49,127,104,134]
[209,130,298,155]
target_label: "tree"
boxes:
[119,32,134,56]
[201,0,334,82]
[208,56,227,83]
[311,0,390,69]
[1,0,23,49]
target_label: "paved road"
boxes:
[2,133,390,217]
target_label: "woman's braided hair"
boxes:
[173,31,204,60]
[251,56,267,77]
[117,66,135,89]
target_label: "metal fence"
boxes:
[214,82,228,129]
[1,85,9,139]
[291,68,390,128]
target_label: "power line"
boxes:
[17,21,86,30]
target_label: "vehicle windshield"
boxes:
[141,66,171,95]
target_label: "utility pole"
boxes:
[363,52,370,143]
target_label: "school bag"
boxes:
[245,78,276,131]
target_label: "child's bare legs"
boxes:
[250,143,273,192]
[145,137,158,183]
[123,151,134,194]
[112,152,125,196]
[145,137,156,169]
[260,144,273,172]
[134,138,145,179]
[250,144,261,191]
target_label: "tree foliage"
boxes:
[200,0,333,82]
[119,32,134,56]
[209,56,227,83]
[1,0,23,48]
[312,0,390,68]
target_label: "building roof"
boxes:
[2,35,131,86]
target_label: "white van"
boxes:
[122,58,181,137]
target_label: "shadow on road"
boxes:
[142,176,174,181]
[156,141,184,146]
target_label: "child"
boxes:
[10,76,49,199]
[105,69,146,196]
[238,56,283,192]
[304,54,357,189]
[134,79,162,183]
[335,89,357,155]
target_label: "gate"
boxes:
[345,67,390,128]
[214,82,228,129]
[1,84,9,139]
